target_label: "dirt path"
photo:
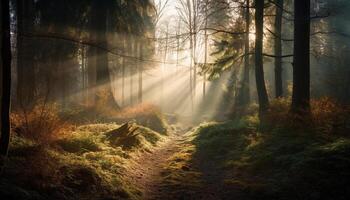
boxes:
[126,130,186,200]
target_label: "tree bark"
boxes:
[274,0,283,98]
[291,0,310,114]
[0,0,12,168]
[255,0,269,116]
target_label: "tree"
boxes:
[177,0,202,111]
[242,0,251,105]
[0,0,12,171]
[138,42,143,103]
[94,1,117,107]
[203,0,209,100]
[274,0,283,98]
[291,0,311,114]
[255,0,269,116]
[236,0,251,108]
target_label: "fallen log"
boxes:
[105,122,139,141]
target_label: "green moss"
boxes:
[2,122,166,200]
[56,136,100,154]
[180,118,350,200]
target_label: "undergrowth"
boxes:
[157,97,350,200]
[68,102,168,135]
[2,119,165,200]
[11,101,72,145]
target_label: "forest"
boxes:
[0,0,350,199]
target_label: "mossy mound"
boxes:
[186,119,350,200]
[0,122,165,200]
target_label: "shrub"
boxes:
[11,100,72,145]
[264,97,350,135]
[265,97,291,127]
[311,97,350,135]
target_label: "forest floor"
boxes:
[2,99,350,200]
[126,127,185,200]
[125,124,231,200]
[125,116,350,200]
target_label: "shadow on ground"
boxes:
[156,119,350,200]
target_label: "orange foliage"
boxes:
[265,97,291,126]
[11,101,72,144]
[265,97,350,134]
[311,97,350,134]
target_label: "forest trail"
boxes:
[126,127,188,200]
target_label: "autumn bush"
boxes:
[71,91,168,134]
[311,97,350,135]
[11,101,72,145]
[265,97,291,127]
[265,97,350,135]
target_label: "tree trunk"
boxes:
[87,45,96,106]
[16,0,35,107]
[121,40,125,107]
[81,45,88,104]
[129,39,134,105]
[203,1,208,101]
[176,19,181,74]
[236,0,251,109]
[187,0,194,113]
[242,0,250,105]
[0,0,12,168]
[291,0,310,114]
[87,7,97,106]
[255,0,269,116]
[92,1,119,109]
[138,43,143,104]
[192,0,197,100]
[274,0,283,98]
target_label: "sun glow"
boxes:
[249,32,256,44]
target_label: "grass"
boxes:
[0,122,165,200]
[4,97,350,199]
[158,98,350,200]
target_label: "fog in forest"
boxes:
[1,0,350,199]
[9,0,350,121]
